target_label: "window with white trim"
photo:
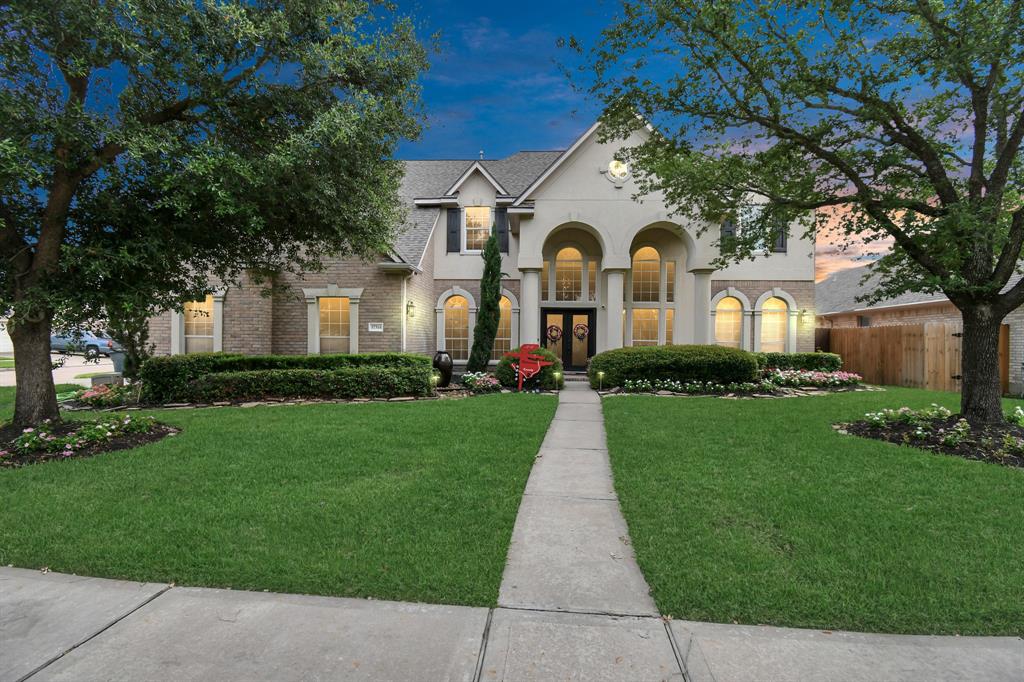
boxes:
[464,206,491,251]
[665,308,674,345]
[183,295,214,353]
[444,295,470,360]
[631,247,660,302]
[760,297,788,353]
[715,296,743,348]
[631,309,659,346]
[492,296,512,361]
[554,247,583,301]
[318,297,351,354]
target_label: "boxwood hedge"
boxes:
[184,366,433,403]
[494,346,565,390]
[754,352,842,372]
[139,352,432,403]
[587,345,759,388]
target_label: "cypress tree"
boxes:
[466,230,503,372]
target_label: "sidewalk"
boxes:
[1,384,1022,681]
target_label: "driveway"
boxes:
[0,353,115,388]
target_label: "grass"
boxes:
[73,371,110,379]
[0,357,14,369]
[0,390,556,606]
[603,388,1024,636]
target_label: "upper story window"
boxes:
[555,247,583,301]
[631,247,661,302]
[464,206,491,251]
[183,295,214,353]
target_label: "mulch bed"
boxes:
[0,422,178,469]
[841,416,1024,469]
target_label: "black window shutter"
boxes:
[446,208,461,253]
[772,223,788,253]
[495,207,509,253]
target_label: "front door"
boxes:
[542,309,596,371]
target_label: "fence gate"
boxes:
[824,322,1009,393]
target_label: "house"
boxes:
[149,120,816,370]
[817,264,1024,392]
[0,318,11,356]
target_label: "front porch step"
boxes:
[563,373,589,383]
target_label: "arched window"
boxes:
[555,247,583,301]
[760,297,788,353]
[715,296,743,348]
[444,295,470,360]
[631,247,660,302]
[492,296,513,361]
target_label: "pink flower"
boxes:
[22,427,33,433]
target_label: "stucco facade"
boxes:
[149,121,816,367]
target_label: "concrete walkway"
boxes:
[2,383,1022,680]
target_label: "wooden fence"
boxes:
[825,322,1009,394]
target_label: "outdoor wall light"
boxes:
[406,300,416,318]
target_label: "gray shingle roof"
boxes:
[391,151,563,267]
[816,265,948,315]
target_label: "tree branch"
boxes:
[992,207,1024,288]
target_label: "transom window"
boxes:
[631,309,659,346]
[319,297,351,354]
[555,247,583,302]
[183,295,214,353]
[444,295,470,360]
[715,296,743,348]
[492,296,513,361]
[631,247,660,302]
[464,206,491,251]
[761,297,788,353]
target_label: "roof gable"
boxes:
[445,161,508,196]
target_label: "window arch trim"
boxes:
[753,288,798,353]
[435,287,478,362]
[709,287,752,351]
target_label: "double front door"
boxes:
[542,309,596,371]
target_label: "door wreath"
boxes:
[573,323,589,341]
[546,325,563,342]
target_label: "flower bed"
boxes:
[70,383,134,408]
[840,404,1024,468]
[619,369,862,396]
[461,372,502,393]
[0,414,174,468]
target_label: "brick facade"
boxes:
[712,279,816,352]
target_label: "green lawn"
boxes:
[603,389,1024,636]
[0,357,14,368]
[0,390,557,606]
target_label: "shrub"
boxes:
[754,351,842,372]
[587,345,758,388]
[139,352,430,403]
[75,383,133,408]
[462,371,502,393]
[495,346,564,390]
[185,366,433,403]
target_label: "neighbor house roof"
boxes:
[391,151,563,267]
[816,264,949,316]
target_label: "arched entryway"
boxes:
[540,225,603,370]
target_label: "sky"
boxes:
[394,0,883,280]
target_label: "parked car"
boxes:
[50,330,122,359]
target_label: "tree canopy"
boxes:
[571,0,1023,423]
[0,0,429,426]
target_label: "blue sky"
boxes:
[394,0,616,159]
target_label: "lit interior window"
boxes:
[183,295,214,353]
[492,296,513,361]
[632,309,659,346]
[445,295,470,360]
[715,296,743,348]
[464,206,491,251]
[555,247,583,302]
[319,297,351,354]
[761,297,788,353]
[632,247,660,302]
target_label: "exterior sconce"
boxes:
[406,300,416,318]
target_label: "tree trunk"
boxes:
[9,316,60,428]
[960,305,1004,426]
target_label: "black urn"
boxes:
[432,350,454,388]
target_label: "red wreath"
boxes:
[546,325,563,342]
[573,323,589,341]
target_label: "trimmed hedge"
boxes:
[184,366,434,403]
[139,352,431,403]
[587,345,759,388]
[495,346,565,390]
[754,352,842,372]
